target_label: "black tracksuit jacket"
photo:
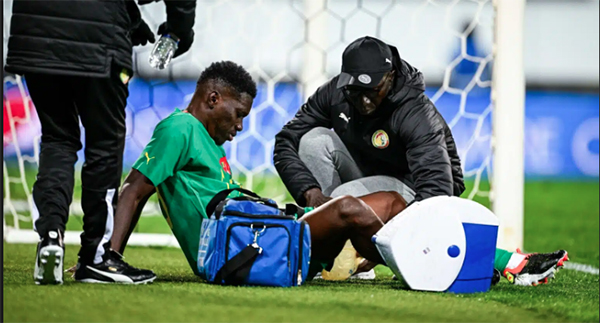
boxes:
[5,0,195,77]
[274,54,465,206]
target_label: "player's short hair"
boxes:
[197,61,257,99]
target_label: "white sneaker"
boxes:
[34,231,64,285]
[350,269,376,280]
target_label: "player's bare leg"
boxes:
[299,191,406,265]
[357,191,407,223]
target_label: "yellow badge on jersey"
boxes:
[372,130,389,149]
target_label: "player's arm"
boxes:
[273,80,334,206]
[111,119,192,253]
[111,169,155,254]
[395,98,454,201]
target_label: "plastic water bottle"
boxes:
[321,240,362,281]
[148,34,179,70]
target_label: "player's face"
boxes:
[211,91,253,146]
[344,70,395,115]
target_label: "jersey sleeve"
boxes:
[132,119,192,186]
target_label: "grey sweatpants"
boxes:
[298,127,415,203]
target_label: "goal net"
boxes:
[3,0,523,249]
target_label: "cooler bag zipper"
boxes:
[223,211,295,219]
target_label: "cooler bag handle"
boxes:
[214,245,260,285]
[206,188,278,217]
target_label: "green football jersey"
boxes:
[133,109,239,273]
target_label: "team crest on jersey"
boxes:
[219,157,232,175]
[371,130,389,149]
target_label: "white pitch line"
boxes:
[4,200,161,217]
[564,262,600,275]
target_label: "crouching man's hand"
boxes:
[303,187,332,208]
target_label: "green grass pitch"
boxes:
[3,181,599,322]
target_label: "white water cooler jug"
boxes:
[373,196,499,293]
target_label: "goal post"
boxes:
[301,0,329,101]
[492,0,526,251]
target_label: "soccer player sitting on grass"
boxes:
[104,60,569,287]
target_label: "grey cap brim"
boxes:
[336,71,388,89]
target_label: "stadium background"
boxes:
[4,0,598,185]
[3,0,599,231]
[3,1,599,322]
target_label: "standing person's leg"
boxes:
[298,127,363,196]
[25,73,81,284]
[72,67,155,284]
[26,74,81,237]
[330,175,416,203]
[75,66,128,265]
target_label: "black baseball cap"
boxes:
[336,36,394,89]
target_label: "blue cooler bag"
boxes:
[198,188,311,287]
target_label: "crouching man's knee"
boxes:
[298,127,341,160]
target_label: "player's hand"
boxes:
[157,22,194,58]
[303,187,332,207]
[131,20,155,46]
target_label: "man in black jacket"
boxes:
[274,36,464,279]
[274,36,464,210]
[5,0,195,285]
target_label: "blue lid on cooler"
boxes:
[446,223,498,293]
